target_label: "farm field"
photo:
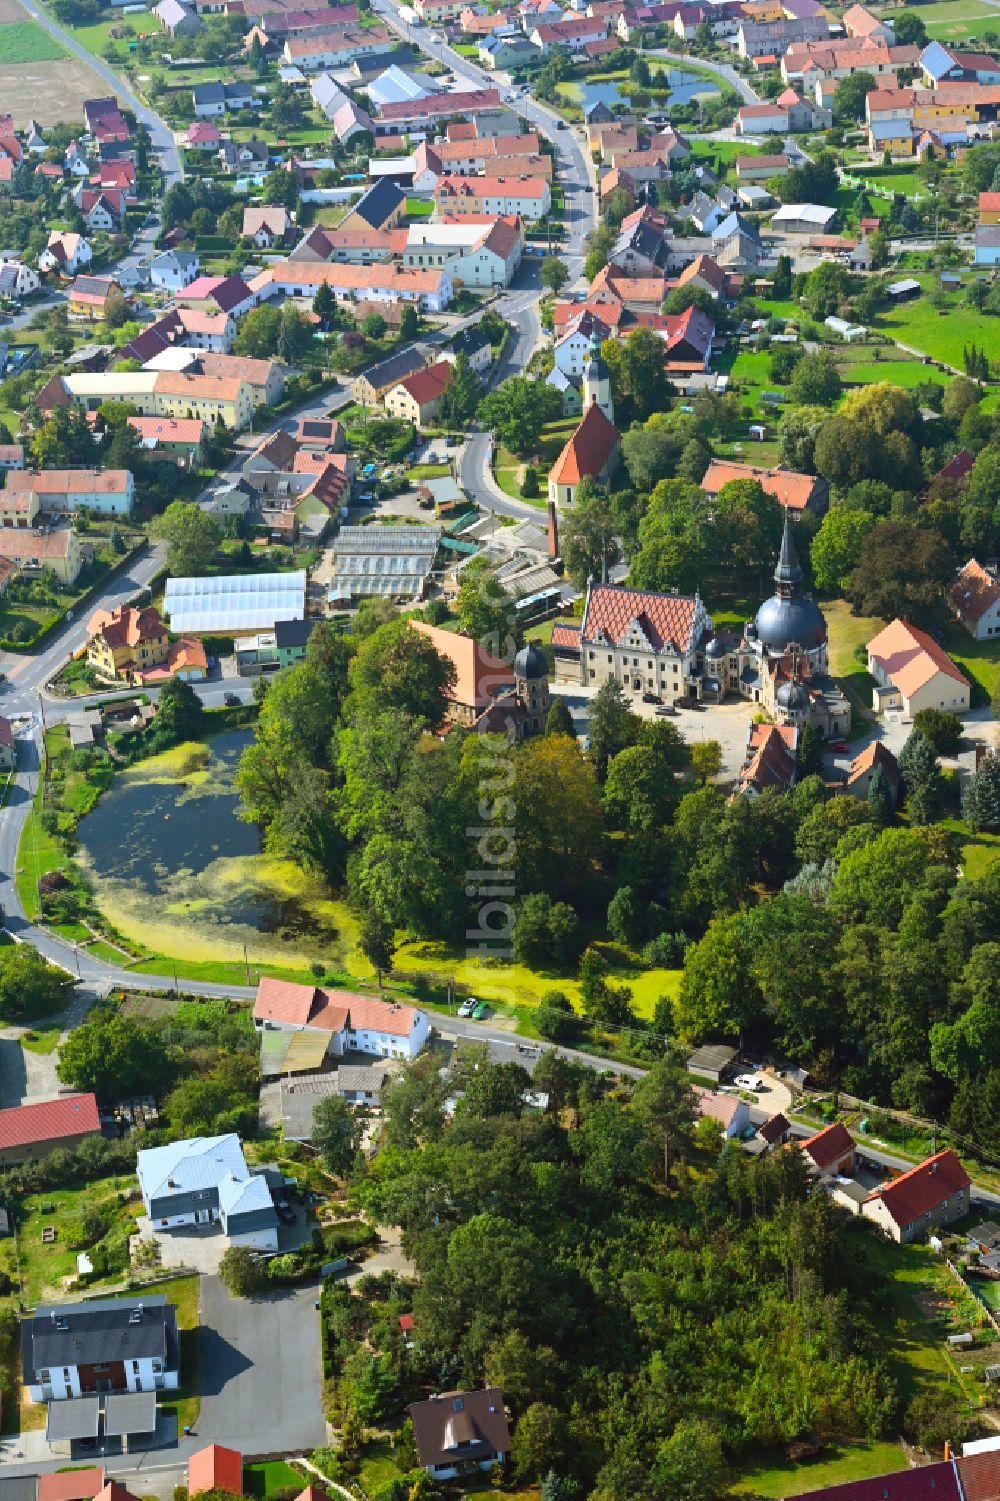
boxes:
[0,51,110,125]
[0,18,62,60]
[888,0,1000,40]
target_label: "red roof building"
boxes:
[735,722,798,797]
[548,401,620,504]
[38,1471,106,1501]
[701,459,828,515]
[862,1150,971,1243]
[786,1460,961,1501]
[800,1122,855,1177]
[0,1093,101,1166]
[188,1445,243,1497]
[254,978,428,1058]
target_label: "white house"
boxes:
[150,249,200,292]
[38,232,92,276]
[867,618,971,716]
[4,467,134,516]
[694,1086,751,1139]
[403,219,522,289]
[254,976,429,1062]
[136,1135,279,1252]
[22,1295,180,1403]
[0,257,41,298]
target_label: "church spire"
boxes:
[773,507,802,598]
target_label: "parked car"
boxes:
[224,692,240,706]
[642,692,661,705]
[830,740,849,753]
[275,1199,296,1225]
[734,1073,765,1092]
[472,1002,489,1020]
[458,998,476,1017]
[655,704,677,716]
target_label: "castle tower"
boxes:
[513,642,550,736]
[582,331,614,423]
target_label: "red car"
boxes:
[830,740,849,753]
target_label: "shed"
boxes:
[685,1043,738,1083]
[886,278,921,301]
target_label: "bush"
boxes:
[913,707,963,757]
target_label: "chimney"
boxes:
[547,499,559,562]
[944,1442,951,1461]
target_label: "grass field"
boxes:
[889,0,1000,41]
[0,19,63,61]
[873,278,988,371]
[244,1462,304,1498]
[734,1441,908,1497]
[824,597,885,720]
[839,360,949,390]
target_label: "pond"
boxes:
[582,67,719,114]
[76,730,356,968]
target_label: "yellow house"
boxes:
[868,123,914,157]
[153,372,254,430]
[980,191,1000,224]
[0,526,82,585]
[86,604,170,683]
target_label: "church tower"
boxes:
[582,331,614,423]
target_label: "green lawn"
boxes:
[873,280,988,371]
[840,360,949,390]
[824,596,885,722]
[931,610,1000,707]
[16,1179,141,1306]
[244,1461,304,1498]
[20,1027,62,1055]
[734,1440,908,1497]
[849,163,929,200]
[957,829,1000,879]
[406,197,434,219]
[0,20,65,61]
[406,462,450,481]
[894,0,1000,41]
[16,802,62,922]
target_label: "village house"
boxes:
[136,1135,279,1251]
[242,206,292,248]
[150,250,200,292]
[0,257,41,299]
[176,273,256,321]
[862,1150,971,1244]
[734,721,798,798]
[694,1086,751,1139]
[85,604,170,682]
[127,416,204,467]
[867,619,971,716]
[351,346,429,406]
[403,219,522,291]
[0,1094,100,1168]
[67,275,126,323]
[844,740,900,806]
[412,619,516,726]
[189,1446,243,1500]
[800,1122,856,1178]
[263,260,452,312]
[254,976,429,1062]
[22,1294,179,1402]
[0,526,82,585]
[408,1391,510,1480]
[700,459,828,515]
[4,468,133,516]
[948,558,1000,640]
[434,175,551,222]
[384,359,454,425]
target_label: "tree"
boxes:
[455,553,520,657]
[156,677,204,743]
[513,893,581,969]
[898,728,942,826]
[545,698,575,738]
[963,754,1000,833]
[772,254,792,299]
[601,328,674,425]
[359,909,395,987]
[58,1010,173,1103]
[362,312,387,340]
[560,479,619,590]
[314,280,335,329]
[440,351,482,427]
[312,1094,358,1176]
[810,507,877,594]
[603,744,679,831]
[676,437,712,483]
[534,989,577,1043]
[514,737,603,901]
[674,914,761,1043]
[913,708,963,756]
[790,350,841,407]
[399,302,419,341]
[480,377,562,456]
[633,1059,696,1183]
[834,70,877,122]
[652,1420,727,1501]
[463,1061,532,1118]
[513,1404,569,1482]
[262,167,299,209]
[219,1245,267,1298]
[893,10,926,44]
[153,500,221,575]
[587,678,639,782]
[798,721,825,777]
[348,619,456,725]
[778,404,828,472]
[0,947,73,1023]
[868,761,896,824]
[539,256,569,295]
[162,180,195,231]
[690,740,723,785]
[848,521,953,619]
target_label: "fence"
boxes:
[944,1255,1000,1340]
[840,169,929,204]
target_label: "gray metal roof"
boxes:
[25,1296,174,1374]
[335,525,440,555]
[163,571,306,633]
[46,1398,100,1442]
[104,1390,157,1437]
[0,1479,36,1501]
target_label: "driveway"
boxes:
[198,1275,326,1454]
[134,1219,230,1275]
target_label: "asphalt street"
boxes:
[198,1275,326,1453]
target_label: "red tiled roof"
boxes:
[738,721,797,793]
[846,739,898,789]
[396,359,453,406]
[581,582,701,654]
[0,718,14,752]
[957,1451,1000,1501]
[549,401,620,487]
[254,977,420,1037]
[0,1093,100,1152]
[980,191,1000,212]
[188,1445,242,1497]
[551,623,580,652]
[865,1150,971,1228]
[801,1121,855,1171]
[867,619,970,695]
[38,1470,106,1501]
[701,460,820,510]
[949,559,1000,624]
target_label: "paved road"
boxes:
[647,47,762,106]
[199,1275,326,1453]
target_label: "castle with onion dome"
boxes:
[557,509,850,737]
